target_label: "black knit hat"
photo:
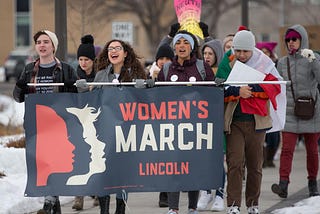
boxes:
[77,35,95,60]
[155,44,174,61]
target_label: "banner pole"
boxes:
[27,81,290,87]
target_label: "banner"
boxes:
[24,86,224,196]
[174,0,204,39]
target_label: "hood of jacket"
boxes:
[285,24,309,53]
[201,39,224,67]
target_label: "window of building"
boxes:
[15,0,31,47]
[310,0,320,5]
[291,0,306,4]
[16,0,29,12]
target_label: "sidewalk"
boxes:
[56,145,315,214]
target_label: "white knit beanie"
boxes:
[44,30,59,54]
[232,30,255,51]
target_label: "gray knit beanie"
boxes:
[232,30,255,51]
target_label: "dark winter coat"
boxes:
[157,55,214,82]
[76,65,96,82]
[13,58,78,103]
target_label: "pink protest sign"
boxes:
[174,0,203,39]
[174,0,201,22]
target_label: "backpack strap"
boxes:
[162,61,172,80]
[195,59,206,80]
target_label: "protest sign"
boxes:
[174,0,204,39]
[24,86,224,196]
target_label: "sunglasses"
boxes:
[285,37,298,43]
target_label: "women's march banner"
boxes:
[24,86,224,196]
[174,0,204,39]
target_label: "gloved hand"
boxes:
[199,22,209,38]
[64,79,76,88]
[215,77,226,86]
[169,23,180,38]
[134,79,146,88]
[75,79,88,88]
[146,79,155,88]
[16,78,28,90]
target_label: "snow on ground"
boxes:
[0,95,73,213]
[0,94,24,127]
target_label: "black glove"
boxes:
[64,79,76,88]
[215,77,225,87]
[199,22,209,38]
[169,23,180,38]
[16,79,28,90]
[146,79,155,88]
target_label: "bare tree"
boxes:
[90,0,177,54]
[67,0,113,51]
[202,0,270,37]
[41,0,271,54]
[91,0,271,51]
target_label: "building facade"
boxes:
[0,0,319,66]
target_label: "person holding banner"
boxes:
[92,39,146,214]
[13,30,78,214]
[145,43,175,208]
[158,23,202,60]
[216,30,283,214]
[196,32,226,212]
[157,30,214,214]
[147,43,174,82]
[72,34,100,211]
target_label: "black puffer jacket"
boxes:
[13,58,78,103]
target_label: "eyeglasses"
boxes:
[285,37,298,43]
[107,46,123,52]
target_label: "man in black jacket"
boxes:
[13,30,78,214]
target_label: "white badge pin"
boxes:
[189,76,196,82]
[171,75,178,82]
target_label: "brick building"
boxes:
[0,0,319,66]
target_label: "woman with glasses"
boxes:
[93,39,146,214]
[94,39,146,86]
[271,24,320,199]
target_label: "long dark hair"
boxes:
[95,39,146,81]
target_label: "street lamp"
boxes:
[55,0,67,61]
[241,0,249,28]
